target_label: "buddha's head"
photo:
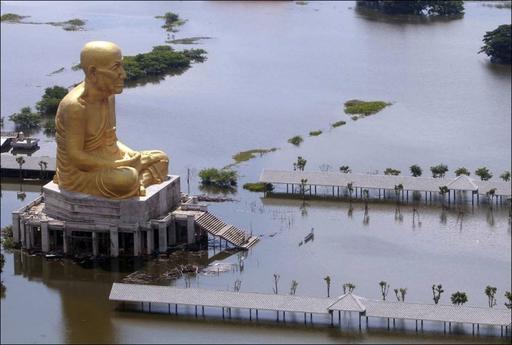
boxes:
[80,41,127,95]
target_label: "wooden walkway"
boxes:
[110,284,511,337]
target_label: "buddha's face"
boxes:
[94,50,127,95]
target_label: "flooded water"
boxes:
[1,1,511,343]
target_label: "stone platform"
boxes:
[43,175,181,226]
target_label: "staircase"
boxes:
[195,212,259,249]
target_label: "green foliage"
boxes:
[243,182,274,192]
[344,99,390,117]
[451,291,468,305]
[1,13,29,22]
[384,168,401,176]
[479,24,511,64]
[340,165,351,173]
[123,46,206,82]
[439,185,449,195]
[432,284,444,304]
[36,86,68,115]
[454,167,470,176]
[430,164,448,178]
[43,118,56,137]
[410,164,422,177]
[65,18,85,26]
[232,148,277,164]
[356,1,464,16]
[288,135,303,146]
[309,130,322,136]
[156,11,186,32]
[505,291,512,309]
[485,285,497,308]
[294,156,307,171]
[331,120,346,128]
[198,168,237,188]
[9,106,41,129]
[1,225,17,250]
[500,171,511,182]
[475,167,493,181]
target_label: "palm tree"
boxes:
[439,186,449,208]
[394,288,407,301]
[272,273,280,294]
[343,283,356,294]
[485,286,497,308]
[505,291,512,309]
[299,178,308,200]
[38,160,48,180]
[500,171,511,182]
[290,280,298,295]
[379,281,390,301]
[432,284,444,304]
[347,182,354,202]
[451,291,468,306]
[234,279,242,292]
[475,167,493,181]
[16,156,26,182]
[394,184,403,204]
[324,276,331,297]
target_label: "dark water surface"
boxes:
[1,1,511,343]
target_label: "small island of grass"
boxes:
[199,168,237,188]
[232,148,278,164]
[243,182,274,193]
[309,130,322,136]
[344,99,391,119]
[1,13,30,23]
[288,135,303,146]
[166,36,211,45]
[331,120,346,128]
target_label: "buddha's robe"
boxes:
[54,83,168,199]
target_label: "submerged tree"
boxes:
[36,85,68,115]
[234,279,242,292]
[454,167,470,176]
[294,156,307,171]
[439,186,449,208]
[485,286,497,308]
[339,165,351,174]
[394,288,407,302]
[343,283,356,294]
[347,182,354,202]
[290,280,299,295]
[379,281,390,301]
[384,168,401,176]
[505,291,512,309]
[356,0,464,16]
[431,164,449,178]
[475,167,493,181]
[16,156,26,182]
[272,273,280,294]
[410,164,422,177]
[9,106,41,130]
[432,284,444,304]
[500,171,511,182]
[451,291,468,306]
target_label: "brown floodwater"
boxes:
[1,1,511,343]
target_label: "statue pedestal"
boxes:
[43,175,181,225]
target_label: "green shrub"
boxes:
[288,135,303,146]
[232,148,277,164]
[331,121,346,128]
[1,13,29,22]
[199,168,237,188]
[479,24,511,64]
[309,130,322,136]
[9,107,41,129]
[36,86,68,115]
[243,182,274,192]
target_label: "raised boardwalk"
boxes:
[259,169,511,203]
[110,283,511,337]
[195,212,259,249]
[1,154,56,178]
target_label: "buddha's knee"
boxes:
[102,167,139,193]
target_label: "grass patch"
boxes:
[344,99,391,119]
[288,135,303,146]
[166,36,211,45]
[1,13,30,22]
[243,182,274,192]
[232,148,277,164]
[331,120,346,128]
[309,130,322,136]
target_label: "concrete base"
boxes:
[43,175,180,225]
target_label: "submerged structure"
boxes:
[11,41,258,256]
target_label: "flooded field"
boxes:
[1,1,511,343]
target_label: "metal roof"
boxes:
[110,284,512,326]
[1,154,56,171]
[446,175,478,191]
[363,299,512,327]
[110,283,336,314]
[259,170,511,196]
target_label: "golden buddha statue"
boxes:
[53,41,169,199]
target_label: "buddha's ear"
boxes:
[87,66,98,82]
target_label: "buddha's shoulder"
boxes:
[58,83,86,114]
